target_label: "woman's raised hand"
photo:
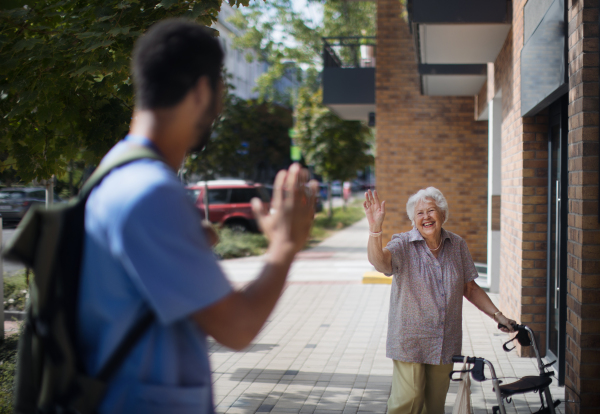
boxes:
[363,189,385,231]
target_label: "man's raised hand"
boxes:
[251,164,318,255]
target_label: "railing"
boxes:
[322,36,376,69]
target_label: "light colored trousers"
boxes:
[387,360,453,414]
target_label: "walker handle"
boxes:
[452,355,477,364]
[498,322,524,331]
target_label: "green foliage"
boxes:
[295,88,373,183]
[0,0,248,183]
[213,227,268,259]
[3,270,28,311]
[0,333,19,413]
[185,92,292,182]
[229,0,376,102]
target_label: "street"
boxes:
[2,224,23,276]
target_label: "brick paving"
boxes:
[212,218,567,413]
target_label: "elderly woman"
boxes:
[364,187,515,414]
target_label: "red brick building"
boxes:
[323,0,599,412]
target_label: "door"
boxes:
[546,96,568,385]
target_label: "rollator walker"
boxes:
[451,324,561,414]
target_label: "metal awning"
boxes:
[419,64,486,96]
[408,0,511,96]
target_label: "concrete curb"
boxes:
[362,271,392,284]
[5,310,26,321]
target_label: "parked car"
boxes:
[186,179,270,232]
[330,181,342,197]
[0,187,62,223]
[264,184,323,213]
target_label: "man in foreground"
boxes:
[76,19,316,413]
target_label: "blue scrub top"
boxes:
[77,140,232,414]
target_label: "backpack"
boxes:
[4,147,161,414]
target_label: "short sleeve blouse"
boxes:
[383,228,478,365]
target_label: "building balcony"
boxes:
[322,37,375,125]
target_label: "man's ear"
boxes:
[192,76,213,110]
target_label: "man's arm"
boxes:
[192,164,317,350]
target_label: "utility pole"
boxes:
[45,175,55,207]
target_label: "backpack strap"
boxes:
[79,146,162,380]
[79,146,163,201]
[96,310,156,382]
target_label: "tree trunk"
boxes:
[327,181,333,219]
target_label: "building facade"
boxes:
[325,0,600,411]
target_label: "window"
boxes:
[29,191,45,199]
[208,189,229,204]
[186,189,201,203]
[256,187,271,202]
[230,188,259,204]
[0,191,25,199]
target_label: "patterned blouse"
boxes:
[383,227,478,365]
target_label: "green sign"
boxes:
[290,146,302,161]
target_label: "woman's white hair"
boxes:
[406,187,449,227]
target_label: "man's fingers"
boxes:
[284,163,302,206]
[381,200,386,215]
[251,197,266,220]
[271,169,288,210]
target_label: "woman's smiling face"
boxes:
[414,198,444,239]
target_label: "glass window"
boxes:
[29,191,45,199]
[208,189,229,204]
[2,192,25,199]
[256,186,271,202]
[230,188,259,204]
[186,189,201,203]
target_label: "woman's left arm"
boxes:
[463,281,516,333]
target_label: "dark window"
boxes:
[29,191,45,199]
[230,188,259,204]
[186,189,201,203]
[256,187,271,202]
[208,189,229,204]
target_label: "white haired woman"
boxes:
[364,187,516,414]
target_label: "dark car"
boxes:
[0,187,62,223]
[186,180,270,232]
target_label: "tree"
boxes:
[295,87,373,216]
[229,0,376,102]
[184,91,293,184]
[228,0,376,217]
[0,0,248,183]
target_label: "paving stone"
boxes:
[211,218,565,414]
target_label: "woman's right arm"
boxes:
[364,190,393,275]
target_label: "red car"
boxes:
[186,179,270,232]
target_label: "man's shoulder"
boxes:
[88,145,184,220]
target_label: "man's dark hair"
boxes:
[132,19,224,109]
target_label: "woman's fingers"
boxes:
[373,190,381,206]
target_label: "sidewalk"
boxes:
[211,218,566,414]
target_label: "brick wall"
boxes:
[376,0,488,263]
[493,0,550,356]
[566,0,600,412]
